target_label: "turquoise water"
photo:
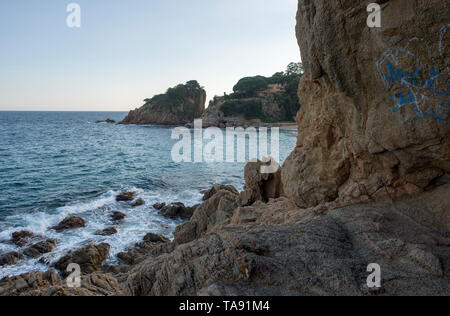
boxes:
[0,111,297,277]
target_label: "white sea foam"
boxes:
[0,187,200,279]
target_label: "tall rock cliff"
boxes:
[120,80,206,126]
[282,0,449,208]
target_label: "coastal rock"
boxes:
[174,189,239,244]
[0,252,24,267]
[202,184,239,201]
[52,216,86,232]
[111,212,126,221]
[281,0,450,208]
[23,239,56,258]
[143,233,169,244]
[0,270,61,296]
[153,203,166,210]
[94,227,118,236]
[95,119,116,124]
[159,203,197,220]
[54,243,110,276]
[131,199,145,207]
[116,192,134,202]
[120,80,206,126]
[240,159,283,206]
[11,231,34,247]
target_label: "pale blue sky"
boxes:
[0,0,300,111]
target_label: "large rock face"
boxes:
[282,0,449,208]
[121,80,206,125]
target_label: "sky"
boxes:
[0,0,300,111]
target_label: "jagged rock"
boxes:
[54,243,110,277]
[153,203,166,210]
[202,184,239,201]
[131,199,145,207]
[281,0,450,208]
[11,231,34,247]
[0,271,122,296]
[23,239,56,258]
[116,192,134,202]
[120,81,206,126]
[159,203,197,220]
[111,212,126,221]
[240,159,283,206]
[174,189,239,245]
[0,252,24,267]
[118,240,175,266]
[143,233,169,244]
[94,227,118,236]
[52,216,86,232]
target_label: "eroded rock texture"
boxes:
[282,0,449,208]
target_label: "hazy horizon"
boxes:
[0,0,300,111]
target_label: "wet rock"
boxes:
[111,212,126,222]
[0,270,61,296]
[23,239,56,258]
[153,203,166,210]
[51,216,86,232]
[95,119,116,124]
[0,252,24,267]
[202,184,239,201]
[143,233,169,244]
[11,231,34,247]
[54,243,110,276]
[94,227,118,236]
[131,199,145,207]
[116,192,135,202]
[159,203,197,220]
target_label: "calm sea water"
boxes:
[0,111,297,277]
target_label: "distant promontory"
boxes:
[120,80,206,125]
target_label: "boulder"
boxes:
[202,184,239,201]
[159,203,197,220]
[23,239,56,258]
[54,243,110,276]
[116,192,134,202]
[51,216,86,232]
[143,233,169,244]
[240,159,283,206]
[94,227,118,236]
[111,212,126,222]
[11,231,34,247]
[0,252,24,267]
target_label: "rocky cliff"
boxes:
[282,0,449,208]
[120,80,206,125]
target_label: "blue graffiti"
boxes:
[381,63,449,96]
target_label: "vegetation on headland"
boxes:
[217,62,304,122]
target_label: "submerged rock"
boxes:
[94,227,118,236]
[131,199,145,207]
[54,243,110,276]
[153,203,166,210]
[0,252,24,267]
[11,231,34,247]
[116,192,135,202]
[23,239,56,258]
[51,216,86,232]
[111,212,126,222]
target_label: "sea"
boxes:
[0,111,297,278]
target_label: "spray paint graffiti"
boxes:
[377,26,449,122]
